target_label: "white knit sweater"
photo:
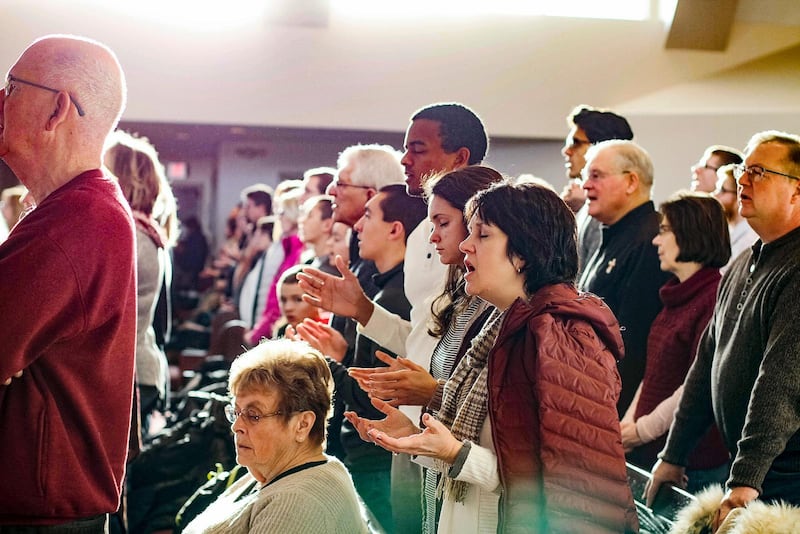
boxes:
[183,458,368,534]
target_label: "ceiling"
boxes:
[1,0,798,157]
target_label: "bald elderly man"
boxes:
[0,35,136,531]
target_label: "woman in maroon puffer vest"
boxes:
[347,180,637,533]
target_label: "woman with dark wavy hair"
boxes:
[348,180,637,533]
[352,165,501,533]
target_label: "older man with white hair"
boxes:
[578,140,671,416]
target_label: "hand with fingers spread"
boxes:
[645,459,688,508]
[2,369,24,386]
[349,350,439,407]
[711,486,759,532]
[297,255,375,325]
[344,397,420,444]
[293,318,348,362]
[367,412,463,464]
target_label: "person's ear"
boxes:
[294,411,316,443]
[365,188,377,201]
[453,147,471,168]
[46,92,71,131]
[625,171,641,195]
[512,255,526,274]
[388,221,405,241]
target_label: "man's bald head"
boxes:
[19,35,126,141]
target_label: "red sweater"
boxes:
[0,170,137,524]
[632,267,729,470]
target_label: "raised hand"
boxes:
[368,412,463,464]
[349,350,439,407]
[344,397,420,443]
[293,319,348,362]
[297,255,374,325]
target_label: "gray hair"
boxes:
[337,144,405,189]
[586,139,654,187]
[746,130,800,178]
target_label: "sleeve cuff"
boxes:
[426,379,447,412]
[448,440,472,479]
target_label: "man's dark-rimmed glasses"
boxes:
[4,74,85,117]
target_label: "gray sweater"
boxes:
[183,457,368,534]
[662,225,800,495]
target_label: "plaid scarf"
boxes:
[434,307,506,503]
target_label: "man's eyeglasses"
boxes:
[582,169,631,183]
[224,404,284,425]
[330,179,373,191]
[565,137,592,150]
[4,74,85,117]
[693,162,719,172]
[733,164,800,182]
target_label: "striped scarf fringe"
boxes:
[434,308,506,503]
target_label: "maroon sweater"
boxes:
[631,267,729,470]
[0,170,137,525]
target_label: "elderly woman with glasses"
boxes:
[183,339,368,534]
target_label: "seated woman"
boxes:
[621,192,731,492]
[347,180,637,533]
[184,339,368,534]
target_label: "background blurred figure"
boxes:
[174,216,209,294]
[327,222,351,266]
[232,184,274,300]
[298,195,336,274]
[561,105,634,270]
[300,166,335,202]
[715,163,758,268]
[183,339,368,534]
[621,192,731,493]
[271,265,324,338]
[105,129,179,438]
[0,184,31,243]
[236,216,275,331]
[690,145,743,193]
[1,184,28,229]
[247,186,305,345]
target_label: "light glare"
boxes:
[111,0,270,31]
[332,0,650,21]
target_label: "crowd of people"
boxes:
[1,33,799,534]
